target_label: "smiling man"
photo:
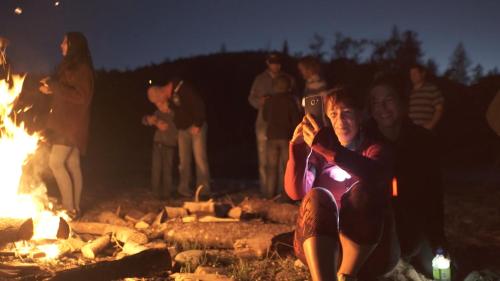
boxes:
[368,76,446,278]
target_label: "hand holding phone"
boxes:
[304,94,326,127]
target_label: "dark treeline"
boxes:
[18,28,500,184]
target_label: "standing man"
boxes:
[248,53,294,193]
[148,78,210,197]
[408,65,444,130]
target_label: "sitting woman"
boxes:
[285,87,400,281]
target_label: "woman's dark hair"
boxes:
[369,73,407,105]
[325,85,364,112]
[61,32,94,71]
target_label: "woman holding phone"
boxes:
[39,32,94,217]
[285,87,399,281]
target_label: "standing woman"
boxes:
[39,32,94,215]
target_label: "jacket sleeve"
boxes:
[188,88,206,127]
[311,128,392,190]
[248,75,264,110]
[284,141,321,200]
[48,64,94,105]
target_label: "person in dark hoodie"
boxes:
[262,74,301,198]
[367,76,446,278]
[39,32,94,217]
[147,78,209,197]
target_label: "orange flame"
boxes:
[0,75,68,259]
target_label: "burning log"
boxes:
[48,248,171,281]
[70,222,148,245]
[163,221,293,249]
[0,218,33,246]
[56,217,71,239]
[239,198,298,225]
[81,234,111,259]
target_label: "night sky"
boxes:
[1,0,499,74]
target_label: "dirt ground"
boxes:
[70,166,500,281]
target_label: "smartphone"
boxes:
[304,94,326,127]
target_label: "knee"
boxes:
[305,188,336,207]
[66,156,80,171]
[300,187,338,220]
[49,154,65,171]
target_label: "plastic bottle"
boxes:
[432,248,451,281]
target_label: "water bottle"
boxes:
[432,248,451,281]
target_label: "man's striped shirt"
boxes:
[408,82,444,128]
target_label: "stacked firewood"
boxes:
[0,197,298,280]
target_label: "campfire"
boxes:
[0,76,294,280]
[0,75,70,260]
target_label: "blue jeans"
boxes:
[151,143,176,199]
[177,123,210,194]
[48,145,82,211]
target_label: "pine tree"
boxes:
[395,30,423,69]
[426,58,439,76]
[308,33,326,60]
[219,43,227,53]
[471,64,484,83]
[446,42,471,84]
[281,40,290,56]
[332,32,367,62]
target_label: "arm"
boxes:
[248,74,264,110]
[187,87,206,128]
[284,141,317,200]
[262,98,270,122]
[425,88,444,130]
[311,129,392,187]
[48,64,94,105]
[425,103,443,130]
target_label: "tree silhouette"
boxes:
[219,43,227,53]
[395,30,423,69]
[308,33,326,60]
[471,63,484,84]
[332,32,367,62]
[426,58,439,76]
[446,42,471,84]
[281,40,290,56]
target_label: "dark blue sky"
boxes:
[1,0,499,74]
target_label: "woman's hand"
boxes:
[303,114,321,147]
[290,121,304,144]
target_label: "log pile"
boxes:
[0,197,298,280]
